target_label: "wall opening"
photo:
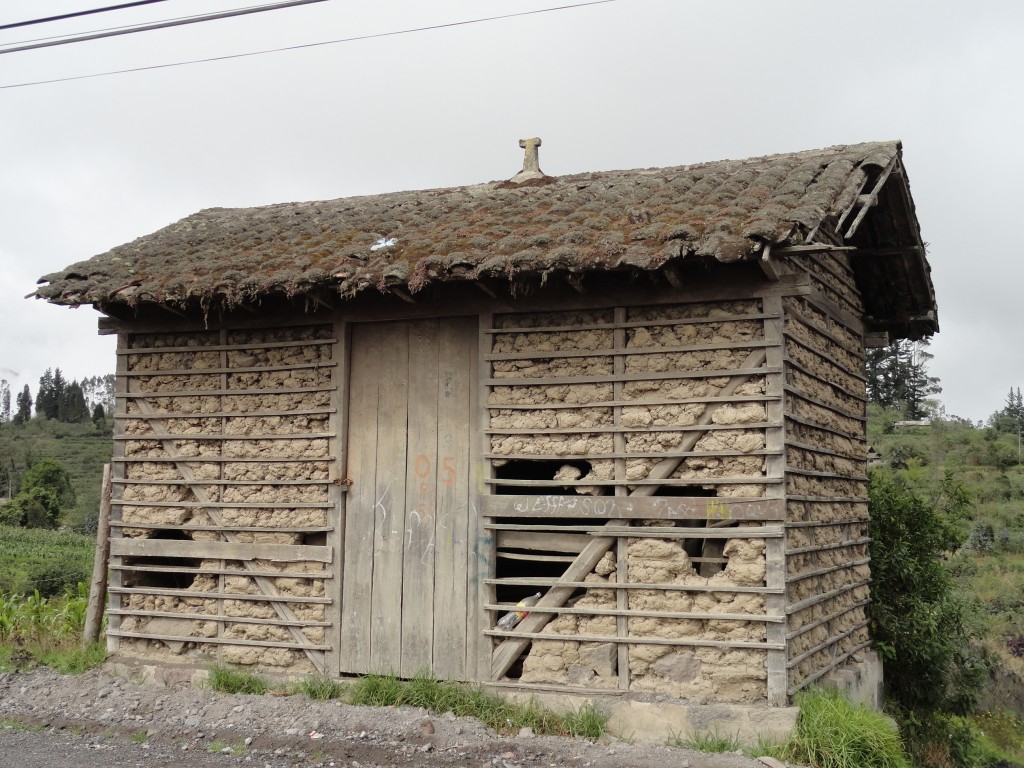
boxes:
[123,529,199,589]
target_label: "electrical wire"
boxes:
[0,1,172,31]
[0,0,329,55]
[0,0,620,90]
[2,1,296,49]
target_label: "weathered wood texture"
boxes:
[83,463,112,647]
[780,268,872,697]
[482,298,788,704]
[107,324,336,672]
[340,317,477,679]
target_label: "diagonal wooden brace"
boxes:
[126,384,327,674]
[490,349,769,680]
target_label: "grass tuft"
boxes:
[668,728,743,753]
[787,689,910,768]
[295,674,346,701]
[348,672,607,738]
[36,641,107,674]
[207,664,268,695]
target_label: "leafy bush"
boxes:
[868,469,990,715]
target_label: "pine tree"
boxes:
[13,385,32,424]
[59,380,89,423]
[865,338,941,419]
[35,368,54,418]
[0,379,10,424]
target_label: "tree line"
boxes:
[0,370,114,426]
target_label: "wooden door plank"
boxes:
[369,322,410,672]
[401,319,440,676]
[340,325,380,672]
[433,316,475,679]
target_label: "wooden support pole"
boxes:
[83,463,112,647]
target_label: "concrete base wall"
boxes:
[497,688,798,745]
[823,650,884,710]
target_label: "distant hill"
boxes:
[0,417,112,532]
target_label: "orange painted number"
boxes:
[441,456,457,486]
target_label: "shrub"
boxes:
[868,469,990,715]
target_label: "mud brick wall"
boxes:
[486,301,779,702]
[110,324,336,673]
[782,276,872,694]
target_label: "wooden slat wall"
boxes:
[107,323,337,672]
[782,252,873,696]
[481,298,788,702]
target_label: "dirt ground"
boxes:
[0,666,799,768]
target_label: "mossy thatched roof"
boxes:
[33,140,936,336]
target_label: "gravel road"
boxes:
[0,667,790,768]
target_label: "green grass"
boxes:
[0,525,94,597]
[130,731,148,743]
[349,672,606,738]
[668,728,744,753]
[294,674,347,700]
[0,583,106,674]
[207,664,269,695]
[785,689,910,768]
[208,739,246,755]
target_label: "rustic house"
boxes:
[35,139,936,709]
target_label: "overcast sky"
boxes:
[1,0,1021,423]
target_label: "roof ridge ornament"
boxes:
[509,137,546,184]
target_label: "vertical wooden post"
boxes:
[107,331,129,653]
[612,306,630,689]
[761,293,790,706]
[474,311,495,679]
[83,463,112,647]
[329,319,350,677]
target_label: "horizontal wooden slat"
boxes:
[784,387,866,422]
[483,629,781,650]
[485,449,781,461]
[487,523,783,539]
[116,478,332,487]
[485,395,778,410]
[110,564,331,579]
[113,456,336,463]
[786,621,870,671]
[484,577,782,594]
[106,630,329,651]
[487,476,779,487]
[111,538,332,563]
[788,639,872,695]
[497,552,576,562]
[107,608,331,627]
[785,538,871,556]
[109,586,331,604]
[497,530,589,553]
[487,366,777,387]
[117,408,336,420]
[486,339,771,362]
[115,432,333,441]
[122,361,337,377]
[487,312,777,335]
[786,599,871,640]
[786,580,871,616]
[484,604,782,623]
[485,421,777,435]
[113,500,332,509]
[121,338,336,355]
[112,522,332,533]
[116,385,335,398]
[482,494,785,521]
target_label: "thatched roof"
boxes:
[33,140,937,337]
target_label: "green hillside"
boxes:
[0,418,112,532]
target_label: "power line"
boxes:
[0,0,330,55]
[0,0,620,90]
[3,1,293,48]
[0,1,172,31]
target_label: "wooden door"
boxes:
[340,316,476,679]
